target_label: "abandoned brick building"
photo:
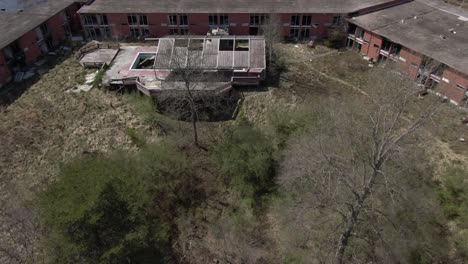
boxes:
[347,0,468,104]
[0,0,85,87]
[0,0,467,105]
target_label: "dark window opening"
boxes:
[98,15,108,25]
[302,15,311,26]
[219,39,234,51]
[291,15,300,26]
[169,15,177,26]
[139,15,148,25]
[128,15,137,25]
[179,15,188,26]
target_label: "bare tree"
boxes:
[275,67,446,263]
[155,37,236,146]
[260,12,282,68]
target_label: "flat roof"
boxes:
[153,36,266,70]
[78,0,399,14]
[350,1,468,74]
[0,0,84,49]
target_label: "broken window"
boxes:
[219,39,234,51]
[235,39,249,51]
[128,15,137,25]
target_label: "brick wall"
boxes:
[17,31,42,65]
[360,30,382,59]
[82,13,341,39]
[47,15,66,47]
[227,14,250,35]
[398,47,423,80]
[439,69,468,104]
[0,51,12,87]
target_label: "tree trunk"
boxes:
[335,168,379,264]
[191,109,198,146]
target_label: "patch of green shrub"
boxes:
[212,120,276,207]
[40,142,190,263]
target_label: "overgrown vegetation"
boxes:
[2,43,468,264]
[40,142,191,263]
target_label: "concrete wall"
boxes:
[0,51,12,87]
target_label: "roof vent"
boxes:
[413,16,418,19]
[449,28,456,34]
[400,19,405,23]
[440,35,446,39]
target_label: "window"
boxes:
[209,14,218,26]
[289,28,300,38]
[97,15,108,25]
[219,39,234,51]
[169,28,179,35]
[139,15,148,25]
[102,27,111,38]
[83,15,97,25]
[373,44,380,48]
[128,15,137,25]
[180,28,189,35]
[302,15,311,26]
[130,28,140,37]
[457,84,466,90]
[250,14,268,26]
[209,14,229,26]
[179,15,188,26]
[332,16,343,26]
[220,14,228,25]
[291,15,300,26]
[235,39,249,51]
[40,24,49,35]
[300,28,310,38]
[168,15,177,26]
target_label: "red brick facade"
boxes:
[81,13,341,39]
[439,70,468,104]
[0,52,12,86]
[398,47,423,81]
[350,26,468,104]
[0,2,80,87]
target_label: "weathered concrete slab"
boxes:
[79,48,120,68]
